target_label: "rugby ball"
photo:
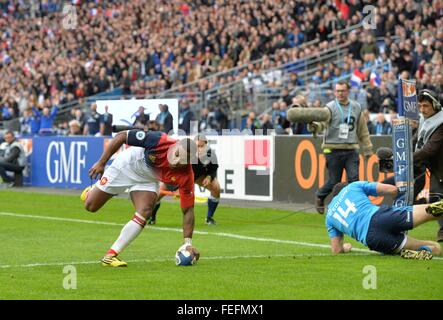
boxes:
[175,244,199,266]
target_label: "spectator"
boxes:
[372,113,393,135]
[133,106,150,129]
[68,120,83,136]
[366,82,382,113]
[83,103,101,136]
[245,111,261,134]
[156,104,173,134]
[360,34,380,59]
[100,105,113,136]
[71,108,86,133]
[1,0,442,136]
[198,107,215,132]
[178,100,195,135]
[260,114,274,135]
[280,88,293,107]
[348,31,363,60]
[20,108,39,136]
[363,109,375,135]
[33,104,58,135]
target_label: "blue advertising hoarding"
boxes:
[397,79,419,120]
[393,78,419,206]
[31,136,105,189]
[392,118,415,207]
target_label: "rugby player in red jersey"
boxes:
[83,130,198,267]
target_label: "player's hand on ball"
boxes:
[175,244,200,266]
[188,246,200,262]
[343,243,352,253]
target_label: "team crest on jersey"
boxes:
[100,177,108,185]
[136,131,146,140]
[171,176,176,182]
[148,155,156,162]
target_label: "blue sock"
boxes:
[207,197,219,219]
[418,245,432,252]
[151,202,161,220]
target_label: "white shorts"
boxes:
[96,147,159,195]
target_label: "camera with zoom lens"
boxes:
[378,157,394,173]
[376,147,394,173]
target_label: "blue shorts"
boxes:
[365,205,414,254]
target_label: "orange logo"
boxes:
[100,177,108,185]
[171,176,176,182]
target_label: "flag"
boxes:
[370,71,381,87]
[350,69,365,88]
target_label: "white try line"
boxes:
[0,252,374,269]
[0,211,347,251]
[0,211,441,261]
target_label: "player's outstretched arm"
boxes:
[89,131,128,179]
[330,236,352,254]
[182,206,195,240]
[375,183,398,198]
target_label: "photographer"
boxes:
[415,90,443,242]
[379,89,443,241]
[0,131,26,187]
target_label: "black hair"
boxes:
[335,81,350,90]
[331,182,349,199]
[418,89,441,111]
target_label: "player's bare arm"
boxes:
[202,175,212,187]
[330,236,352,254]
[182,206,195,240]
[375,182,398,198]
[89,131,128,179]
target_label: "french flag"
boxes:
[370,71,381,87]
[350,69,365,88]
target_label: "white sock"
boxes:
[110,213,146,254]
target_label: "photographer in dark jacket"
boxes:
[414,89,443,241]
[0,131,26,187]
[382,90,443,241]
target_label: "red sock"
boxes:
[107,249,118,256]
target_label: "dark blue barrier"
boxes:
[31,136,106,189]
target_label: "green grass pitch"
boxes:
[0,190,442,300]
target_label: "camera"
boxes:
[376,147,394,173]
[378,158,394,173]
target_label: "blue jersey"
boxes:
[325,181,380,245]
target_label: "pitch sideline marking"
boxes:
[0,211,441,261]
[0,252,374,269]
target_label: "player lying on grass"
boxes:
[82,130,199,267]
[326,181,443,260]
[148,134,221,225]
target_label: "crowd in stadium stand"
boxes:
[0,0,442,136]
